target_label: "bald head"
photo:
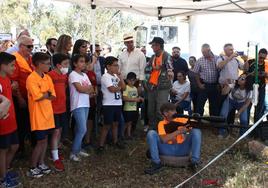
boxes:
[201,43,212,58]
[17,35,33,46]
[17,29,30,39]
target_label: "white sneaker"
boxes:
[38,164,51,174]
[70,154,81,162]
[78,150,90,157]
[27,167,44,178]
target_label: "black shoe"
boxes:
[96,146,105,155]
[113,142,125,150]
[144,162,162,175]
[188,161,201,172]
[146,149,151,159]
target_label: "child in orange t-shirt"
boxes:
[48,53,70,172]
[0,52,20,187]
[26,52,56,178]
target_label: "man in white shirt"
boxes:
[118,34,146,84]
[217,43,244,86]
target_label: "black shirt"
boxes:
[172,56,189,81]
[247,59,265,88]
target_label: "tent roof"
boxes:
[54,0,268,17]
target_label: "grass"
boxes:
[12,126,268,188]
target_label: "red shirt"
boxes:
[0,75,17,135]
[48,70,67,114]
[87,71,97,107]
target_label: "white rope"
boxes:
[174,112,268,188]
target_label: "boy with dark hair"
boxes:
[98,56,126,152]
[123,72,143,139]
[145,102,202,175]
[47,53,69,171]
[26,52,56,178]
[0,52,21,187]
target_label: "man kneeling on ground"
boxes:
[145,102,202,175]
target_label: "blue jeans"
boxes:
[72,107,89,154]
[265,84,268,114]
[220,98,248,135]
[146,129,202,164]
[175,100,192,115]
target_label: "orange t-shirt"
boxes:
[26,71,56,131]
[10,52,33,100]
[158,117,188,144]
[48,70,67,114]
[149,52,163,86]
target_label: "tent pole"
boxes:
[91,0,96,53]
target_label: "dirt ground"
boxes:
[12,126,268,188]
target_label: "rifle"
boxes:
[164,114,247,134]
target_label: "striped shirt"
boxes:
[193,55,219,84]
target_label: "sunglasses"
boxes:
[96,50,102,52]
[81,45,87,48]
[23,44,34,49]
[239,77,246,81]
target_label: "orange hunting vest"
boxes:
[149,52,163,86]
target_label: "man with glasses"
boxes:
[10,35,34,156]
[6,29,30,54]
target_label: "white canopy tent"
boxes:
[53,0,268,54]
[54,0,268,18]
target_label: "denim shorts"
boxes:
[103,106,122,125]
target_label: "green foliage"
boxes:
[0,0,138,54]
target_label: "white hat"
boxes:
[123,33,134,42]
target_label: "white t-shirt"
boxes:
[101,73,122,106]
[229,88,252,103]
[172,80,191,101]
[69,71,91,111]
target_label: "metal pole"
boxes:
[91,0,96,53]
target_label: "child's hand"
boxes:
[11,81,19,91]
[117,72,124,80]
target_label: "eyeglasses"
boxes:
[239,77,246,81]
[22,44,34,49]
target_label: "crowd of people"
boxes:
[0,29,268,187]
